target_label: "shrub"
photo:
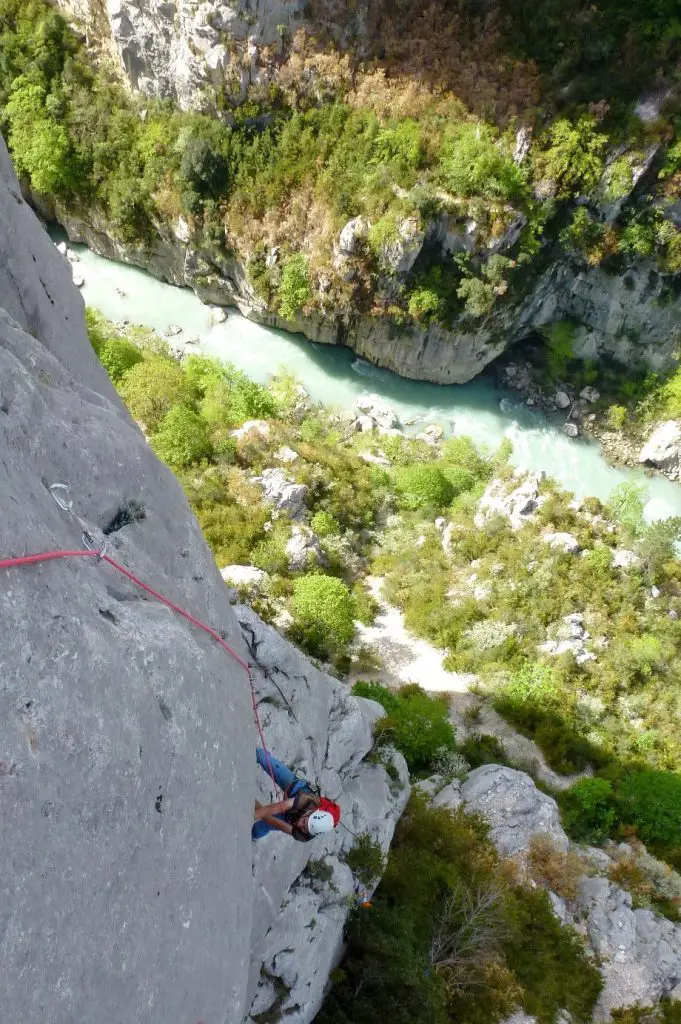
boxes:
[607,404,627,430]
[118,356,193,431]
[441,435,490,478]
[459,732,508,769]
[431,747,471,781]
[443,466,476,498]
[618,771,681,847]
[151,404,212,469]
[408,286,443,323]
[98,336,143,383]
[311,510,341,537]
[605,157,633,201]
[345,832,387,885]
[291,573,355,655]
[528,835,584,901]
[536,116,607,198]
[439,121,526,202]
[394,464,455,510]
[542,320,575,380]
[457,275,495,317]
[606,481,647,537]
[353,682,455,772]
[278,253,310,320]
[560,778,617,844]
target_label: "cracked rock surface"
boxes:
[0,134,408,1024]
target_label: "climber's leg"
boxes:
[256,746,298,792]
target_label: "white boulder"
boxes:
[285,525,323,572]
[254,468,308,518]
[563,422,579,438]
[542,532,581,554]
[579,386,601,403]
[612,548,643,570]
[640,420,681,470]
[232,420,270,441]
[220,565,268,592]
[555,390,571,410]
[461,765,569,857]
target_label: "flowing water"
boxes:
[71,240,681,520]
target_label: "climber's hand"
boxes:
[292,791,319,814]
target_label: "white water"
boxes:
[72,240,681,520]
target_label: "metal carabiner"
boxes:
[82,531,107,559]
[49,482,73,512]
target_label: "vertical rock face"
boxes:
[0,134,255,1023]
[58,0,308,109]
[0,134,409,1024]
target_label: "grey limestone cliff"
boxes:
[0,134,408,1023]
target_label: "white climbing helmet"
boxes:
[307,810,335,836]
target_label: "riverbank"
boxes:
[61,235,681,520]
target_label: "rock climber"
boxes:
[253,747,341,842]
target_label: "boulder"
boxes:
[164,322,183,337]
[220,565,269,592]
[336,216,368,256]
[231,419,270,441]
[431,780,463,813]
[416,424,444,445]
[274,446,299,464]
[576,876,681,1018]
[612,548,643,570]
[378,216,425,275]
[461,765,569,857]
[254,468,308,518]
[71,268,85,288]
[285,524,323,572]
[475,472,545,530]
[554,390,571,410]
[542,532,581,554]
[355,393,400,431]
[563,422,579,438]
[209,305,227,324]
[639,420,681,470]
[579,386,601,403]
[354,414,375,433]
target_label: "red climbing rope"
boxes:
[0,547,279,791]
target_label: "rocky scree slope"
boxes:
[0,134,408,1024]
[424,765,681,1019]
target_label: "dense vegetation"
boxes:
[318,794,602,1024]
[3,0,681,341]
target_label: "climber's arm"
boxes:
[254,798,295,834]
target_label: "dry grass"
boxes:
[527,834,585,901]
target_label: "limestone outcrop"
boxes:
[0,134,408,1024]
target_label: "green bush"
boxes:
[278,253,310,320]
[560,778,617,844]
[618,771,681,846]
[98,336,144,383]
[442,466,476,498]
[394,464,455,511]
[5,80,75,194]
[353,682,455,772]
[607,404,628,430]
[459,732,508,769]
[408,286,443,323]
[291,573,355,656]
[536,116,607,198]
[345,832,387,885]
[438,121,526,202]
[456,275,495,317]
[151,404,212,468]
[118,356,194,431]
[311,510,341,537]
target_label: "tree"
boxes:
[394,464,455,510]
[151,404,212,468]
[536,116,607,198]
[278,253,311,320]
[353,682,455,772]
[179,119,232,207]
[98,337,143,383]
[439,121,526,202]
[5,80,74,194]
[118,356,193,431]
[560,778,616,843]
[291,573,355,655]
[618,771,681,846]
[606,482,647,538]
